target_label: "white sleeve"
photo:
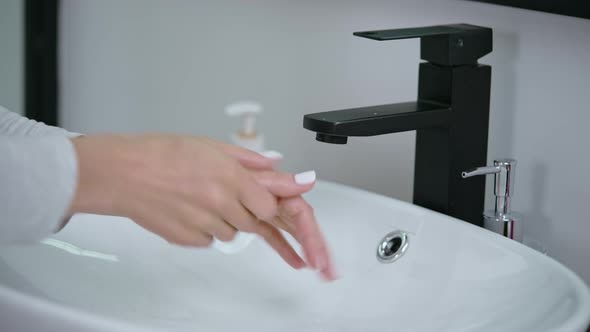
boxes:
[0,105,80,245]
[0,105,80,138]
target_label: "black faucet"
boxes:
[303,24,493,226]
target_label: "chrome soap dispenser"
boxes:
[462,159,523,242]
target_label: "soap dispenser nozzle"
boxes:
[462,159,523,241]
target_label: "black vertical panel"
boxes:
[25,0,59,126]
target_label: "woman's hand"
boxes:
[250,170,337,280]
[68,134,336,280]
[201,139,337,280]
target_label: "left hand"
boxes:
[203,139,337,281]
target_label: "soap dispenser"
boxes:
[462,159,523,242]
[225,101,264,152]
[213,101,265,255]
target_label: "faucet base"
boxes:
[413,62,491,226]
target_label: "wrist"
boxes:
[67,135,132,216]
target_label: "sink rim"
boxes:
[1,180,589,332]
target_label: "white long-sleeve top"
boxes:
[0,105,79,245]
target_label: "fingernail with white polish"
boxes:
[260,150,283,160]
[295,170,316,185]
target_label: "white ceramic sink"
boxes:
[1,181,589,332]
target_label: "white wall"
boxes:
[60,0,590,284]
[0,0,23,114]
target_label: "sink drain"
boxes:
[376,230,409,263]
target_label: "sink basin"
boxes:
[1,181,589,332]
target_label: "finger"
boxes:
[255,221,306,269]
[219,200,260,233]
[202,218,238,242]
[271,214,295,235]
[181,208,238,242]
[278,197,332,275]
[138,213,213,247]
[253,170,316,198]
[174,230,214,248]
[237,173,278,222]
[202,138,280,170]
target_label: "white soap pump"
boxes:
[212,101,266,254]
[225,101,264,152]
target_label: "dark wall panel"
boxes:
[470,0,590,20]
[25,0,59,125]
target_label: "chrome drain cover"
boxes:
[376,230,409,263]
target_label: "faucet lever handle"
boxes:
[353,23,492,66]
[354,25,462,41]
